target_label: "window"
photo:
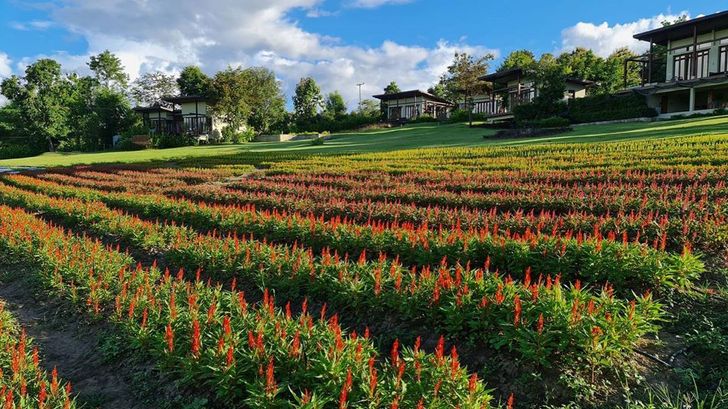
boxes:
[673,50,709,80]
[720,46,728,73]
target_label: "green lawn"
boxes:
[3,115,727,168]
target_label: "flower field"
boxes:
[0,133,726,407]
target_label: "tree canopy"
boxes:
[88,50,128,90]
[324,91,347,119]
[131,71,178,106]
[383,81,401,95]
[177,66,212,96]
[293,77,323,122]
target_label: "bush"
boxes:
[410,114,438,123]
[113,136,146,151]
[151,133,194,149]
[567,93,657,123]
[0,143,40,160]
[513,100,568,122]
[523,116,571,128]
[310,136,325,146]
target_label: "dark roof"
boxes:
[480,68,523,83]
[372,90,453,105]
[565,78,596,87]
[133,104,174,113]
[634,10,728,45]
[163,95,211,104]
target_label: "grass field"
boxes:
[3,115,728,168]
[0,117,725,408]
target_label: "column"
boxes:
[689,88,696,112]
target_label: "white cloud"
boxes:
[0,53,11,107]
[9,0,495,108]
[0,53,12,78]
[350,0,414,8]
[560,12,689,57]
[10,20,54,31]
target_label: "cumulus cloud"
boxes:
[0,53,11,107]
[8,0,495,108]
[560,12,689,57]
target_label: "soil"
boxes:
[0,263,184,409]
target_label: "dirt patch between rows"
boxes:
[0,265,152,409]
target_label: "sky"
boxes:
[0,0,724,107]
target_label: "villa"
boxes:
[470,68,594,120]
[630,10,728,117]
[134,95,228,137]
[373,90,455,121]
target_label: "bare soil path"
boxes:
[0,263,179,409]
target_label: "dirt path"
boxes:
[0,269,141,409]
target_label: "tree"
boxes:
[94,88,135,148]
[427,83,448,99]
[131,72,178,106]
[88,50,128,90]
[557,48,605,84]
[440,52,494,126]
[208,67,251,137]
[293,77,323,123]
[602,48,642,93]
[529,53,566,104]
[1,59,72,151]
[243,67,286,135]
[383,81,401,94]
[358,99,380,117]
[324,91,347,119]
[498,50,536,72]
[177,66,212,96]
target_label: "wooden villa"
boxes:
[628,10,728,117]
[373,90,455,122]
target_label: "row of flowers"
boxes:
[0,204,495,408]
[0,183,663,372]
[2,176,705,291]
[0,301,76,408]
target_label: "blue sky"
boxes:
[0,1,724,105]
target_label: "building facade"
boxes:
[373,90,454,121]
[631,11,728,117]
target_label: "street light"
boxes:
[356,82,365,111]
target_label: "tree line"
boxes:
[0,51,382,154]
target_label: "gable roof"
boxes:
[163,95,212,104]
[372,90,453,105]
[479,68,523,83]
[634,10,728,45]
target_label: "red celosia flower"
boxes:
[191,319,201,357]
[165,323,174,352]
[513,295,522,327]
[265,357,277,396]
[507,392,515,409]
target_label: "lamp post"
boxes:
[356,82,365,111]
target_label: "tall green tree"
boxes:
[131,71,178,106]
[208,67,251,136]
[383,81,401,94]
[498,50,537,72]
[324,91,347,119]
[293,77,323,123]
[529,53,566,104]
[1,59,72,151]
[440,52,494,126]
[177,66,212,96]
[243,67,286,135]
[88,50,128,90]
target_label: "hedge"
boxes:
[566,93,658,124]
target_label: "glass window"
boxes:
[720,46,728,73]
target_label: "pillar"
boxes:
[689,88,696,112]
